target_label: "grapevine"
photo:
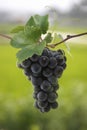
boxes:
[0,14,87,113]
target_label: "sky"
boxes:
[0,0,82,13]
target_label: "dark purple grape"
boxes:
[47,51,53,57]
[42,68,52,77]
[24,68,31,77]
[48,92,58,103]
[21,58,31,68]
[53,84,59,91]
[39,56,49,67]
[31,76,43,86]
[40,80,52,92]
[64,56,67,62]
[33,85,40,93]
[42,48,49,56]
[48,57,57,69]
[17,63,24,69]
[41,105,51,112]
[52,51,59,57]
[54,66,63,78]
[37,91,47,101]
[56,55,64,64]
[30,54,39,62]
[31,63,41,74]
[48,76,58,86]
[61,63,67,69]
[57,49,65,55]
[38,101,48,108]
[51,101,58,109]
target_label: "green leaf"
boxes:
[34,15,49,34]
[17,40,46,63]
[26,16,36,26]
[10,31,34,48]
[51,33,63,44]
[10,14,49,63]
[11,26,24,33]
[44,33,53,43]
[24,25,41,41]
[26,15,49,34]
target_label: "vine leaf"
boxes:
[11,26,24,33]
[10,31,34,48]
[26,15,49,34]
[34,15,49,34]
[17,41,46,63]
[10,14,49,62]
[44,32,53,43]
[51,33,63,44]
[24,25,41,42]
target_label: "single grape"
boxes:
[17,63,24,69]
[41,105,51,112]
[42,68,52,77]
[64,56,67,62]
[52,51,59,57]
[48,92,58,103]
[39,56,49,67]
[21,58,31,68]
[37,91,47,101]
[40,80,52,92]
[53,84,59,91]
[42,48,49,57]
[31,76,43,86]
[33,85,41,93]
[57,49,65,55]
[24,68,31,77]
[31,63,42,74]
[48,57,57,69]
[54,66,63,78]
[30,54,39,62]
[48,76,58,86]
[47,51,53,57]
[61,63,67,69]
[38,101,48,108]
[50,101,58,109]
[56,55,64,64]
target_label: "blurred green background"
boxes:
[0,24,87,130]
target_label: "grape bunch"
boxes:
[18,48,67,113]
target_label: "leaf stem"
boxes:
[0,33,12,40]
[47,32,87,48]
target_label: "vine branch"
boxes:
[47,32,87,48]
[0,32,87,48]
[0,33,12,40]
